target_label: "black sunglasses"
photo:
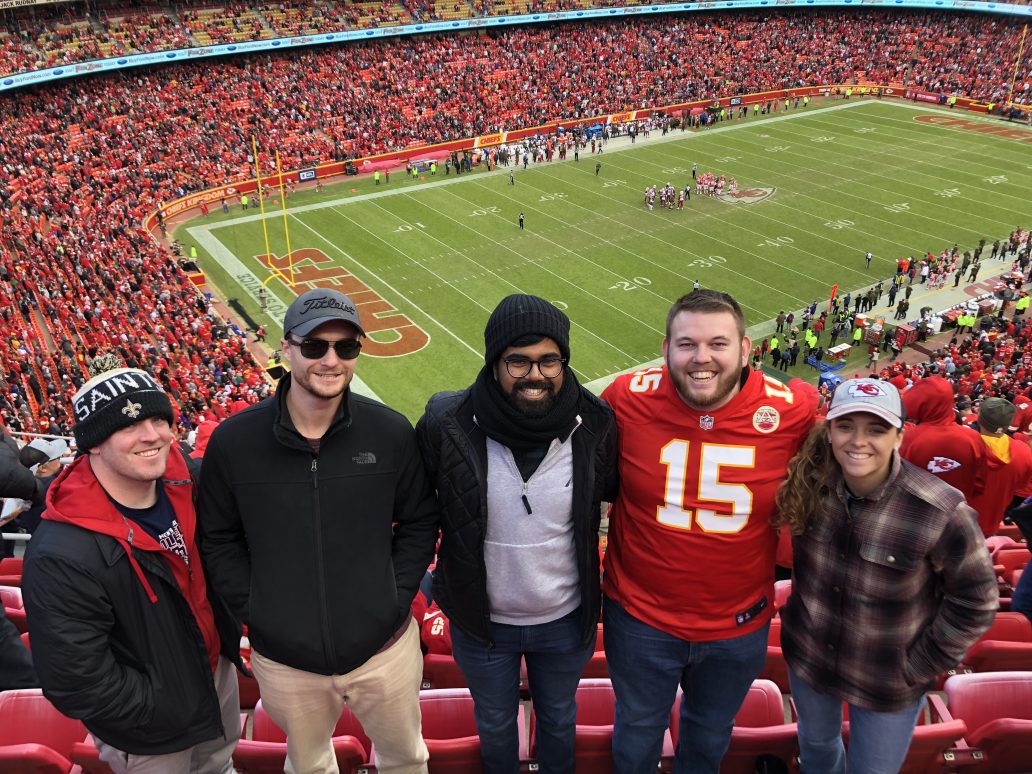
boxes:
[287,337,362,360]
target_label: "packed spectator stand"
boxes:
[0,6,1030,436]
[0,2,1030,768]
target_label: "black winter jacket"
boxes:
[22,452,242,755]
[416,385,618,647]
[198,378,439,675]
[0,427,40,503]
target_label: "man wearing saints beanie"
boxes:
[417,294,618,773]
[71,358,176,452]
[22,354,242,772]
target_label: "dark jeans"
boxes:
[451,608,593,774]
[604,597,768,774]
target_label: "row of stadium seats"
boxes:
[2,673,1030,773]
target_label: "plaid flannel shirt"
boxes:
[781,453,998,711]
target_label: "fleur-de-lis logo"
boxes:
[122,401,142,419]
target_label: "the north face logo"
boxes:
[352,452,377,464]
[718,187,776,205]
[927,457,961,474]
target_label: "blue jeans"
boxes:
[450,608,593,774]
[789,668,924,774]
[1013,561,1032,623]
[603,597,768,774]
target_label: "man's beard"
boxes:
[505,379,558,418]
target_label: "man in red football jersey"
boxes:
[602,290,818,773]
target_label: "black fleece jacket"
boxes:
[198,377,439,675]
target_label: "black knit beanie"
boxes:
[484,294,571,366]
[73,360,175,452]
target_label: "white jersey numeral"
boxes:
[657,441,756,533]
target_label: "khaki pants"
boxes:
[251,618,428,774]
[94,656,239,774]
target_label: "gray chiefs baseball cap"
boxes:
[283,288,365,338]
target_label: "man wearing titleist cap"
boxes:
[775,378,996,773]
[22,354,243,773]
[965,397,1032,537]
[198,287,438,773]
[416,294,617,773]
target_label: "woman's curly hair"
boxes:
[774,421,835,535]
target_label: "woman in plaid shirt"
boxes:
[774,378,997,774]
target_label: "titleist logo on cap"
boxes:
[300,295,356,317]
[74,371,163,422]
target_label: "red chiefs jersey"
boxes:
[602,366,817,641]
[421,604,453,655]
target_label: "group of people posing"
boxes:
[18,285,1003,774]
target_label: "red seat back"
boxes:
[419,689,481,773]
[0,585,23,609]
[0,688,87,755]
[421,653,468,690]
[945,671,1032,773]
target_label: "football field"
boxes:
[187,99,1032,420]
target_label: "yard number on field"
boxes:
[757,236,794,248]
[470,207,501,216]
[824,219,854,230]
[686,255,727,269]
[394,222,427,232]
[610,277,652,291]
[538,192,568,202]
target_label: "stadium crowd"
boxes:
[0,9,1030,437]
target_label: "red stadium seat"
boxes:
[994,548,1029,588]
[233,700,372,774]
[0,556,23,587]
[773,580,793,611]
[944,671,1032,773]
[582,623,608,678]
[237,670,261,710]
[664,680,792,774]
[0,688,90,774]
[985,535,1020,558]
[958,613,1032,674]
[529,678,622,773]
[991,524,1025,543]
[0,585,26,633]
[421,653,468,690]
[419,688,482,773]
[68,742,115,774]
[758,617,790,693]
[842,695,970,774]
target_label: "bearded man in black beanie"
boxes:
[416,294,618,773]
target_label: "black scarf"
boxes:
[470,364,581,452]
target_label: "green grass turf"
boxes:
[185,99,1032,421]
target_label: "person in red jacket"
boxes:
[23,355,241,773]
[967,398,1032,537]
[899,376,987,502]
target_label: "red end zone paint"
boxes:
[914,114,1032,143]
[258,248,429,358]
